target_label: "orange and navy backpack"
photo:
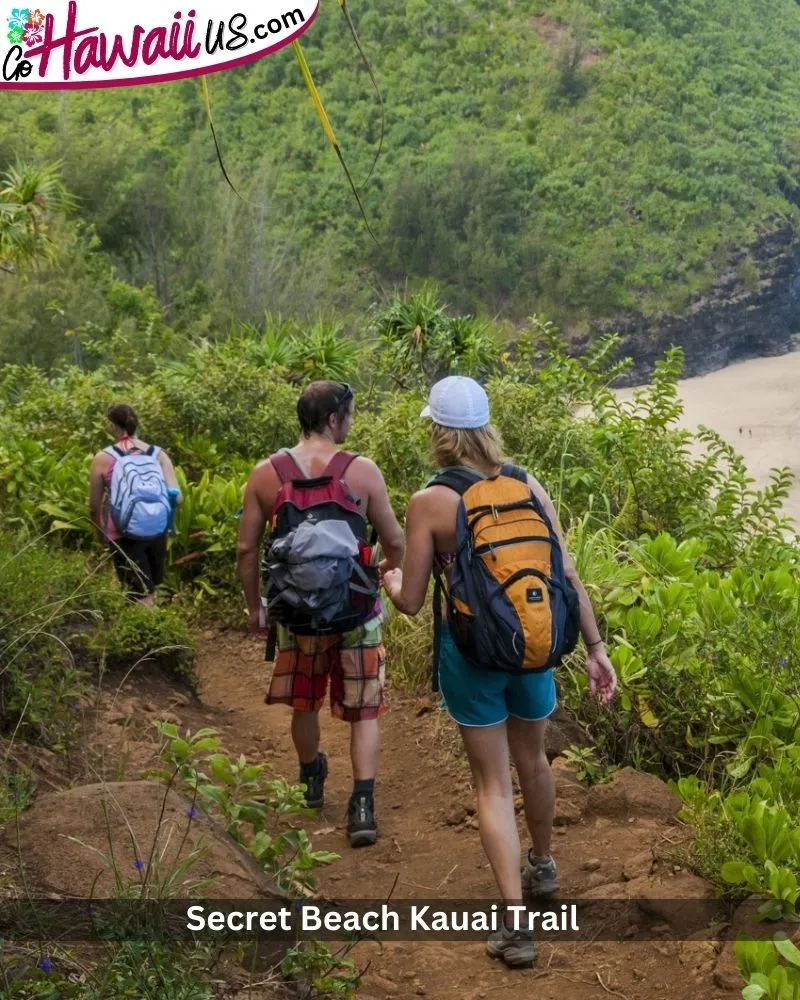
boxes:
[430,464,580,682]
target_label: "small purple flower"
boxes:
[186,807,200,819]
[133,859,145,872]
[85,904,97,917]
[38,957,53,974]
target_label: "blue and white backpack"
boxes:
[105,444,171,540]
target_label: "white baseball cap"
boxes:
[420,376,490,429]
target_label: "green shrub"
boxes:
[153,342,299,460]
[736,935,800,998]
[0,942,216,1000]
[0,539,111,746]
[562,532,800,776]
[89,603,197,687]
[349,389,431,513]
[0,538,198,743]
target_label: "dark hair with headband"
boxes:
[297,381,354,437]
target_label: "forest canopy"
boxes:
[1,0,799,366]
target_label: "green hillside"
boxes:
[1,0,800,363]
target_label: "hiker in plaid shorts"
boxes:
[237,381,405,847]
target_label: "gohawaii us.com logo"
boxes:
[1,0,318,89]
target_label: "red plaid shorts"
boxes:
[265,615,386,723]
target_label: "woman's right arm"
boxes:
[158,450,182,500]
[528,474,616,704]
[88,454,107,541]
[382,491,436,616]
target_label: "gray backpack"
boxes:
[265,450,379,634]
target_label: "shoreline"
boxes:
[617,351,800,528]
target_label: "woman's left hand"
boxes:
[586,645,617,705]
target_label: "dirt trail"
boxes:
[1,627,743,998]
[194,630,741,1000]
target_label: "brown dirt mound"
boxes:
[545,707,593,760]
[588,767,682,823]
[6,780,281,899]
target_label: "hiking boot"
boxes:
[346,791,378,848]
[486,924,535,968]
[522,853,559,899]
[299,752,328,809]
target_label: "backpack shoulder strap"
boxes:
[270,449,306,484]
[499,463,529,485]
[104,445,124,458]
[324,450,358,481]
[427,466,484,496]
[147,445,161,459]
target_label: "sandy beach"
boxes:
[621,352,800,529]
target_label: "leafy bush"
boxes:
[153,342,300,460]
[0,539,198,744]
[89,603,196,686]
[736,935,800,1000]
[677,773,800,920]
[0,941,216,1000]
[370,285,501,389]
[566,532,800,776]
[0,539,109,747]
[154,723,339,894]
[349,389,431,513]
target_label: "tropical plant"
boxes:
[736,935,800,1000]
[372,285,501,389]
[0,161,74,273]
[154,723,339,893]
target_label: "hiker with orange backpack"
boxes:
[237,381,405,848]
[381,376,616,967]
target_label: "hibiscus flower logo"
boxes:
[23,17,43,44]
[6,7,30,31]
[6,8,46,47]
[6,7,28,43]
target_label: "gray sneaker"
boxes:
[522,853,559,899]
[486,924,535,967]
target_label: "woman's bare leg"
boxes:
[507,717,554,858]
[459,722,522,903]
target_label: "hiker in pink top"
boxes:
[89,403,181,605]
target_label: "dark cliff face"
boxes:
[577,225,800,387]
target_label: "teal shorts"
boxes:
[438,625,557,728]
